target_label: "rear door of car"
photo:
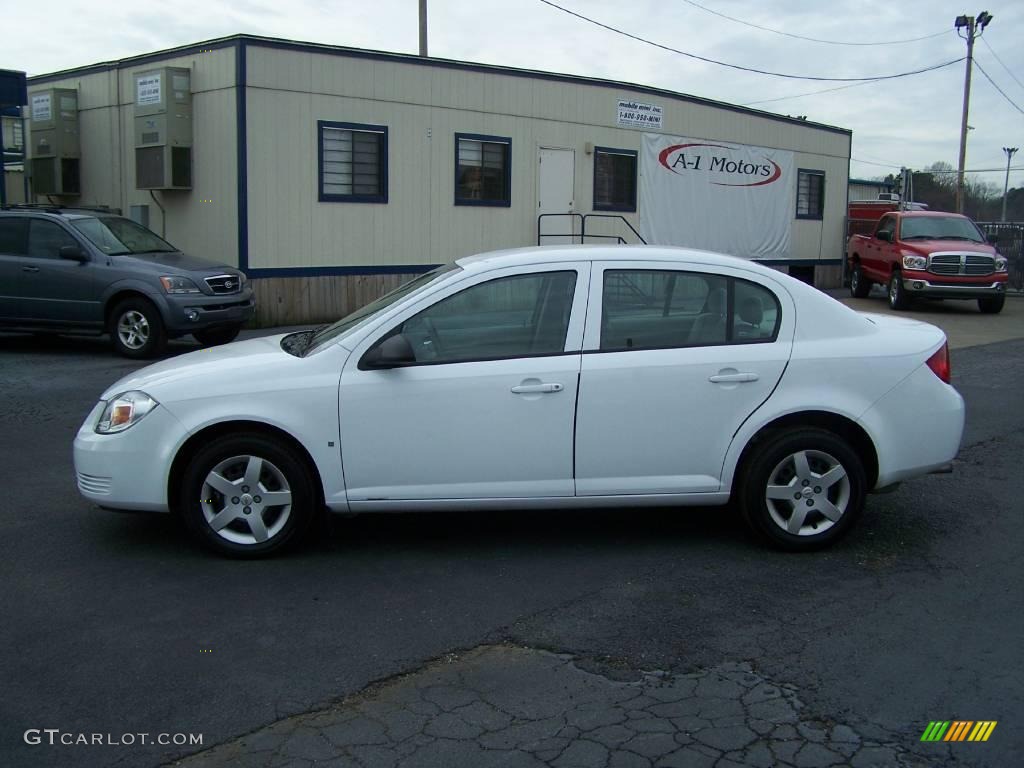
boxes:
[574,260,795,495]
[0,217,31,321]
[20,218,101,326]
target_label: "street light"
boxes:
[953,11,994,214]
[1002,147,1018,222]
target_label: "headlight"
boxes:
[995,256,1008,273]
[95,391,159,434]
[160,276,202,294]
[902,254,928,270]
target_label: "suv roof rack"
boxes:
[0,203,122,215]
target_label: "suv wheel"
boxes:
[193,325,242,347]
[110,297,166,358]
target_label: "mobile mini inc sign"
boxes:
[640,134,794,260]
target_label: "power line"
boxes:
[980,37,1024,92]
[973,59,1024,117]
[538,0,966,82]
[743,80,876,106]
[850,157,1024,173]
[679,0,950,46]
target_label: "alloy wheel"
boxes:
[764,449,851,536]
[200,455,293,545]
[117,310,150,350]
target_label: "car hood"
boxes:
[100,335,296,400]
[115,251,238,274]
[901,240,994,255]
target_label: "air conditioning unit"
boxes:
[28,88,80,196]
[133,67,192,190]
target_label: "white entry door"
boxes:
[537,147,576,244]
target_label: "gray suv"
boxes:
[0,206,255,357]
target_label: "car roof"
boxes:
[0,207,119,220]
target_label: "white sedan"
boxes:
[74,246,964,556]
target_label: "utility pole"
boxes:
[419,0,428,57]
[1002,146,1018,221]
[954,11,993,214]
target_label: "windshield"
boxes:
[303,264,460,355]
[70,216,178,255]
[900,216,985,243]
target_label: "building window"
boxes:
[593,147,638,212]
[454,133,511,206]
[796,169,825,219]
[318,121,388,203]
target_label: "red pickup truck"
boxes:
[847,210,1008,313]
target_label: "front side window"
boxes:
[397,271,576,363]
[601,270,780,350]
[319,121,388,203]
[593,147,638,211]
[455,134,511,206]
[0,218,29,255]
[875,215,896,239]
[796,169,825,219]
[28,220,80,259]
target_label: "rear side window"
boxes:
[0,218,29,255]
[600,270,780,351]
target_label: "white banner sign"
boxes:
[639,134,794,260]
[136,74,162,106]
[31,93,51,122]
[617,100,662,130]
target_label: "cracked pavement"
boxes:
[171,645,940,768]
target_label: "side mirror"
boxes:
[59,245,88,262]
[986,234,999,245]
[876,230,892,242]
[361,333,416,369]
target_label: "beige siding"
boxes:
[246,46,851,270]
[27,47,239,265]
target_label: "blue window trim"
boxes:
[318,120,389,204]
[454,132,512,207]
[795,168,825,221]
[593,146,638,213]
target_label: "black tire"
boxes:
[179,433,317,557]
[887,270,910,310]
[978,295,1005,314]
[738,428,866,551]
[109,297,166,358]
[849,264,872,298]
[193,325,242,346]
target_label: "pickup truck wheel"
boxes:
[888,270,910,310]
[978,295,1005,314]
[193,325,242,346]
[110,298,167,358]
[850,265,872,298]
[739,428,866,551]
[179,433,316,557]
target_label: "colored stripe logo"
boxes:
[921,721,997,742]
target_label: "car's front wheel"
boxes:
[738,428,866,551]
[978,295,1005,314]
[179,433,317,557]
[850,264,872,298]
[110,297,166,358]
[193,325,242,347]
[888,270,910,310]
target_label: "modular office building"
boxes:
[25,34,852,325]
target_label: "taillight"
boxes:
[926,342,951,384]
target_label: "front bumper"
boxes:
[73,401,188,512]
[902,276,1006,299]
[164,288,256,334]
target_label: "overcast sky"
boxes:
[4,0,1023,190]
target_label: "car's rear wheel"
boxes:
[888,270,910,310]
[850,264,872,298]
[739,428,866,551]
[179,433,316,557]
[193,325,242,347]
[110,297,166,358]
[978,295,1005,314]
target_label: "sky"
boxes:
[3,0,1023,191]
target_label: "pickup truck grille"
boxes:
[204,274,243,294]
[928,254,994,276]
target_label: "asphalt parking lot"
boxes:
[1,297,1022,768]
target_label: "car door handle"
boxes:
[708,372,759,383]
[22,266,40,273]
[510,383,564,394]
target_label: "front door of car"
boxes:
[20,219,100,325]
[0,218,30,321]
[574,262,795,495]
[339,263,589,504]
